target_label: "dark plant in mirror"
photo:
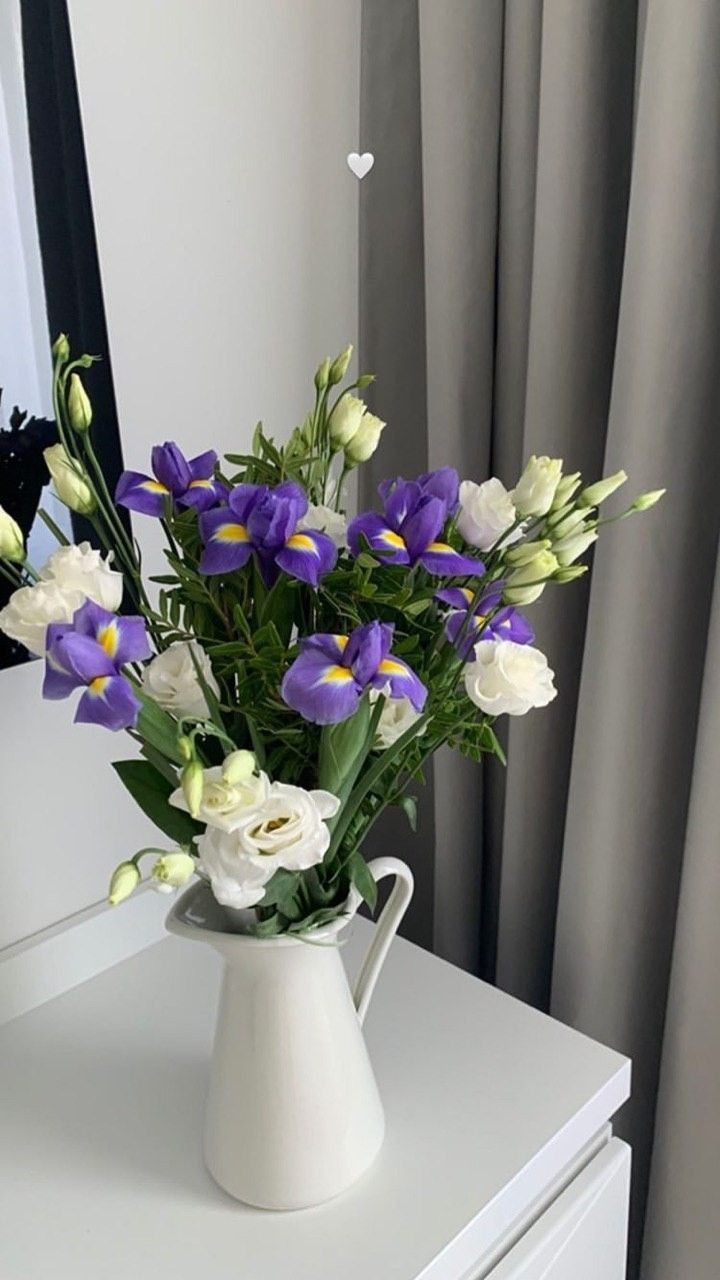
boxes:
[0,393,57,668]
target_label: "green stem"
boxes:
[36,506,71,547]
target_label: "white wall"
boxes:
[0,0,359,949]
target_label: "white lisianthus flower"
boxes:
[195,828,277,909]
[370,687,426,749]
[41,541,124,611]
[142,640,220,719]
[299,503,348,548]
[0,579,86,655]
[456,478,522,551]
[170,763,269,832]
[328,394,367,448]
[512,456,563,517]
[465,640,557,716]
[197,783,341,910]
[344,410,385,464]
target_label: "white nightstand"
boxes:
[0,915,630,1279]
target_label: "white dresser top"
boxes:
[0,920,630,1280]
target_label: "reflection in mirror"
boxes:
[0,0,125,668]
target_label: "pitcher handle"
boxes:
[352,857,414,1025]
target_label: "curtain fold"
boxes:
[360,2,720,1276]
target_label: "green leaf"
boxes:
[135,690,185,765]
[253,911,287,937]
[261,868,300,910]
[112,760,202,845]
[397,794,418,831]
[347,851,378,914]
[482,723,507,766]
[318,697,372,807]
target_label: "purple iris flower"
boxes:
[379,467,460,514]
[281,620,427,725]
[199,481,337,587]
[116,442,224,516]
[43,600,151,730]
[435,584,535,660]
[349,470,479,576]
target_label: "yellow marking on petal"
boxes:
[471,614,487,630]
[286,533,318,553]
[380,530,407,549]
[188,478,213,489]
[378,658,407,677]
[88,676,110,697]
[212,522,249,544]
[460,587,475,604]
[96,622,119,659]
[321,665,355,684]
[140,480,170,494]
[426,541,455,554]
[334,634,349,651]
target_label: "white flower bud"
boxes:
[43,444,96,515]
[632,489,666,511]
[504,539,551,566]
[504,549,559,604]
[577,470,627,507]
[181,760,205,819]
[328,394,367,448]
[314,357,331,391]
[67,373,93,432]
[553,528,598,566]
[344,410,385,464]
[108,861,140,905]
[221,749,256,785]
[555,564,589,583]
[550,472,582,510]
[550,508,590,540]
[0,505,25,563]
[328,343,353,385]
[150,852,195,893]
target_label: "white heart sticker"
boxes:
[347,152,374,180]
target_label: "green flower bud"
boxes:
[52,332,70,363]
[355,373,376,389]
[151,852,195,892]
[181,760,204,819]
[504,539,551,566]
[632,489,666,511]
[0,504,25,563]
[577,470,627,507]
[67,373,93,432]
[550,472,582,511]
[221,749,256,785]
[108,861,141,906]
[553,528,598,566]
[555,564,589,583]
[328,343,353,385]
[551,508,591,540]
[314,357,331,391]
[43,444,97,515]
[177,735,194,762]
[504,549,559,605]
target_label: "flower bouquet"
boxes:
[0,338,663,934]
[0,336,663,1207]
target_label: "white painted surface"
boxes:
[487,1139,630,1280]
[0,1,359,947]
[0,884,167,1025]
[0,919,630,1279]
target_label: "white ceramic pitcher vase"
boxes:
[166,856,413,1210]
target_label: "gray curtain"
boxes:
[359,2,720,1277]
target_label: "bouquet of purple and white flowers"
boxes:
[0,338,664,933]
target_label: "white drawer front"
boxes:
[485,1139,631,1280]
